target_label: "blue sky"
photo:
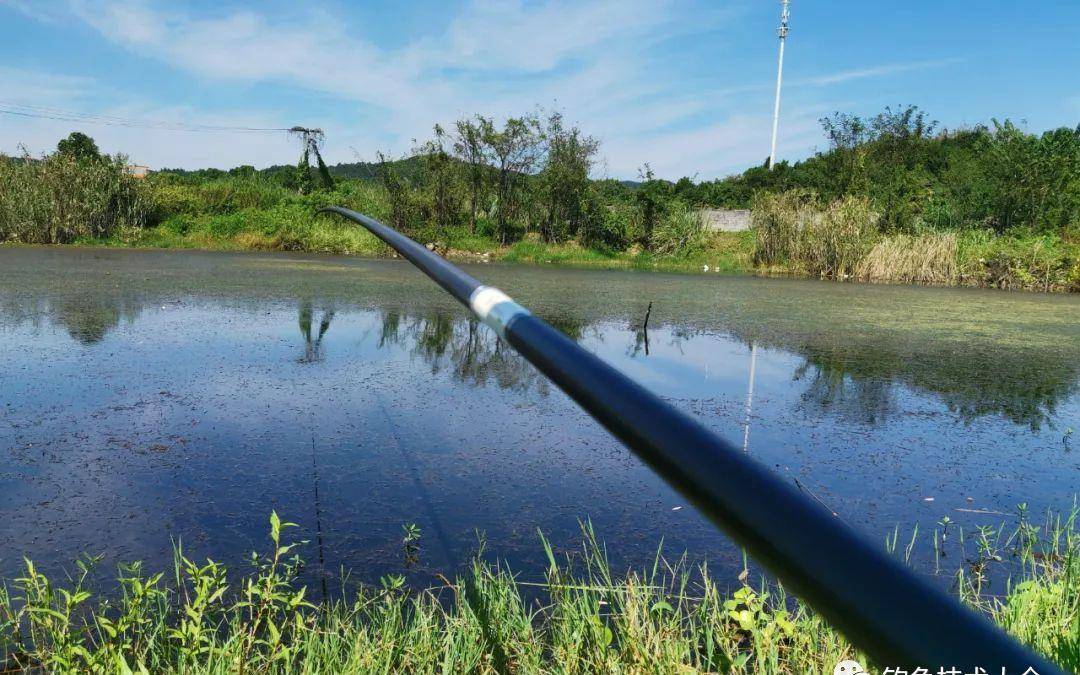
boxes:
[1,0,1077,179]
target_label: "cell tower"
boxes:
[768,0,791,170]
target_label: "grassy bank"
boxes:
[88,217,755,275]
[2,143,1075,289]
[1,509,1077,673]
[751,192,1080,292]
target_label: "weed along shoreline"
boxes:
[7,224,1078,293]
[2,509,1077,672]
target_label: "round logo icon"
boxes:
[833,660,866,675]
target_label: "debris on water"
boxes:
[955,508,1008,515]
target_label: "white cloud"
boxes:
[0,66,97,104]
[2,1,959,177]
[0,66,298,167]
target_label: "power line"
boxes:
[0,100,291,133]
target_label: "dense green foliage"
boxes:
[0,151,149,244]
[56,132,102,162]
[1,510,1076,673]
[2,105,1077,289]
[682,107,1079,236]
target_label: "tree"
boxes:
[635,164,672,248]
[453,117,489,233]
[538,112,599,243]
[56,132,100,161]
[480,115,543,244]
[376,151,414,233]
[229,165,257,178]
[415,124,464,241]
[980,121,1080,234]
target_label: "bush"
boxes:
[580,199,631,251]
[0,152,149,244]
[799,195,879,278]
[650,203,706,257]
[959,230,1078,291]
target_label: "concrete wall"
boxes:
[699,208,752,232]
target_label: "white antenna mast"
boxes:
[768,0,791,170]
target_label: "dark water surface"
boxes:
[2,247,1078,592]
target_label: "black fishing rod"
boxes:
[319,206,1062,674]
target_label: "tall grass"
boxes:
[649,203,707,257]
[0,153,150,244]
[1,509,1076,673]
[750,189,814,267]
[857,232,959,284]
[751,191,877,278]
[752,191,1080,291]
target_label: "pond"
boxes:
[1,247,1078,594]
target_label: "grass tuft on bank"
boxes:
[1,508,1077,674]
[751,191,1080,292]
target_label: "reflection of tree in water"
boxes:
[793,358,897,426]
[917,357,1076,432]
[298,300,335,363]
[787,342,1078,431]
[0,289,1075,431]
[377,309,589,395]
[0,296,144,344]
[59,297,143,344]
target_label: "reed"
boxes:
[798,195,879,278]
[752,191,878,279]
[0,153,150,244]
[1,508,1075,673]
[857,232,959,284]
[750,189,814,267]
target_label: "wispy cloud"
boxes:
[57,0,723,171]
[1,1,966,177]
[790,58,963,88]
[0,65,297,167]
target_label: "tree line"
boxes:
[678,106,1079,237]
[283,104,1079,244]
[7,104,1077,254]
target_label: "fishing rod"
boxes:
[318,206,1062,674]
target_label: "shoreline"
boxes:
[4,232,1077,294]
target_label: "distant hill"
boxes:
[156,155,427,183]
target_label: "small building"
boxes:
[124,164,150,179]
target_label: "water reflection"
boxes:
[2,296,143,345]
[0,292,1076,431]
[379,310,549,395]
[793,359,898,426]
[298,301,335,363]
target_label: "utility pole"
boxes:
[768,0,791,170]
